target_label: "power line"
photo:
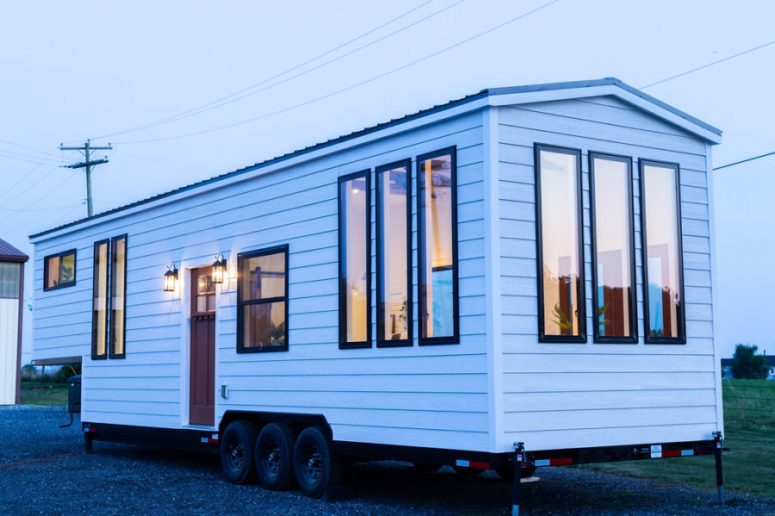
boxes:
[91,0,439,140]
[0,149,61,166]
[641,39,775,89]
[97,0,466,141]
[0,148,59,204]
[0,140,53,157]
[115,0,561,145]
[714,150,775,171]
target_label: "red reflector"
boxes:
[469,460,491,470]
[550,457,573,466]
[662,449,681,458]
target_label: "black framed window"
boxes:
[44,249,76,290]
[109,235,128,358]
[339,171,371,349]
[417,148,459,345]
[91,241,109,359]
[376,160,412,347]
[589,153,637,343]
[237,245,289,353]
[534,144,586,342]
[639,159,686,343]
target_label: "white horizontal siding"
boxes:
[34,110,489,451]
[0,298,19,405]
[496,96,720,452]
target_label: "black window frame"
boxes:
[416,146,460,346]
[375,159,413,348]
[638,159,687,345]
[338,170,372,350]
[589,152,638,344]
[91,240,110,360]
[108,234,128,359]
[236,244,290,354]
[534,143,587,343]
[43,249,77,291]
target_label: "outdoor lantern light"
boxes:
[163,264,178,292]
[212,254,227,284]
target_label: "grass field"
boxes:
[583,379,775,499]
[19,380,69,406]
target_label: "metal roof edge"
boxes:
[30,77,722,240]
[488,77,722,136]
[30,89,490,240]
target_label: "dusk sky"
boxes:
[2,0,773,360]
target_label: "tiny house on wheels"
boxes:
[30,78,726,509]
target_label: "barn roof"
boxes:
[0,238,29,262]
[30,77,721,241]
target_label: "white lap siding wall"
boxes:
[494,96,720,452]
[32,109,491,451]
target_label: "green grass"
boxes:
[19,380,69,406]
[581,380,775,499]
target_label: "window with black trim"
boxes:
[339,171,371,349]
[237,245,289,352]
[417,148,459,345]
[534,144,586,342]
[109,235,128,357]
[92,241,109,359]
[376,160,412,347]
[590,153,637,342]
[44,250,76,290]
[639,160,686,343]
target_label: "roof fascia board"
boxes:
[30,97,489,243]
[489,85,722,144]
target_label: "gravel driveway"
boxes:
[1,407,772,515]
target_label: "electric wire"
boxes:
[0,148,59,205]
[714,150,775,171]
[114,0,562,145]
[90,0,440,140]
[641,39,775,89]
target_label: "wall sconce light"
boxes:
[212,254,227,284]
[163,264,178,292]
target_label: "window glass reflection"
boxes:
[592,156,635,339]
[537,148,584,338]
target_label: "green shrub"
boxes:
[731,344,769,380]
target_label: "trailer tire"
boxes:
[293,426,340,498]
[220,420,257,484]
[255,423,296,490]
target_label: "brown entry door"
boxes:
[190,268,216,426]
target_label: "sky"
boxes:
[1,0,773,361]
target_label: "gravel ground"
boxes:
[1,407,773,515]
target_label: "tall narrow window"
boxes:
[92,240,109,359]
[339,171,371,349]
[417,148,458,345]
[534,144,586,342]
[237,245,289,352]
[43,250,76,290]
[376,160,412,347]
[590,153,637,342]
[640,160,686,343]
[109,235,127,357]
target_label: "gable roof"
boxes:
[30,77,721,241]
[0,238,29,262]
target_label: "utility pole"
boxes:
[60,139,113,217]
